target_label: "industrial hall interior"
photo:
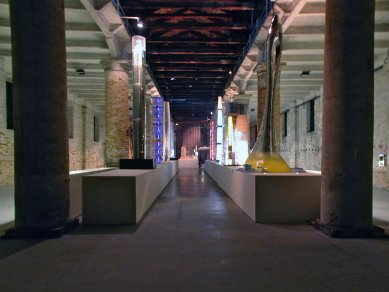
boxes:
[1,0,389,290]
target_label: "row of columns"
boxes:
[103,61,130,167]
[10,1,70,233]
[256,0,379,237]
[8,0,379,237]
[9,0,131,235]
[320,0,377,236]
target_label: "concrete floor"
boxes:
[1,168,389,291]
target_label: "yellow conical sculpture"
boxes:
[245,15,291,173]
[245,152,291,173]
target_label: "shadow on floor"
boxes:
[69,193,160,235]
[0,238,45,260]
[70,224,140,235]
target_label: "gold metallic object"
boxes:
[245,15,291,173]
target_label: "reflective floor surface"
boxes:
[1,168,389,291]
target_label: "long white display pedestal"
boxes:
[82,161,178,224]
[205,161,321,224]
[69,168,113,219]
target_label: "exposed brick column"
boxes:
[256,63,266,133]
[257,62,281,149]
[9,0,70,235]
[274,69,281,150]
[103,60,130,167]
[81,105,87,169]
[320,0,380,236]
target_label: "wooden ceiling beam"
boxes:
[152,67,231,72]
[122,1,257,9]
[157,80,226,84]
[147,40,245,45]
[149,58,237,64]
[146,15,233,22]
[148,25,248,30]
[155,74,226,78]
[163,89,224,92]
[149,50,240,55]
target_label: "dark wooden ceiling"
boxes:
[121,0,272,121]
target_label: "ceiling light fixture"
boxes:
[170,77,175,81]
[229,71,232,75]
[120,16,143,28]
[136,19,144,28]
[76,69,85,75]
[301,70,310,77]
[121,16,139,20]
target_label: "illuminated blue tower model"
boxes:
[153,96,164,164]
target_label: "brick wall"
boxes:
[280,90,323,171]
[280,67,389,190]
[0,59,105,186]
[83,102,105,169]
[373,67,389,190]
[68,94,105,171]
[68,95,83,170]
[0,57,14,186]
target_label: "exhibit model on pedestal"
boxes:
[163,101,171,162]
[120,35,156,169]
[245,15,291,173]
[216,96,223,163]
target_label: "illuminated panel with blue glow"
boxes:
[216,96,223,162]
[153,96,163,164]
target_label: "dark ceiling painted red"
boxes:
[121,0,272,121]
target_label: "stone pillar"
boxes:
[256,63,266,133]
[103,60,130,167]
[81,105,87,169]
[320,0,379,236]
[10,0,70,235]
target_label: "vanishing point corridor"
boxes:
[1,168,389,291]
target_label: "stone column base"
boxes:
[313,221,385,238]
[1,218,79,239]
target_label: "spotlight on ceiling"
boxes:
[170,77,175,81]
[120,16,143,28]
[228,70,232,75]
[137,19,144,28]
[301,70,310,77]
[76,69,85,75]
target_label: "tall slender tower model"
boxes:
[132,35,146,159]
[245,15,291,172]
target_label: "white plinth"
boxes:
[205,161,321,224]
[69,168,113,219]
[82,161,178,224]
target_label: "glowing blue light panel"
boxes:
[153,96,164,164]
